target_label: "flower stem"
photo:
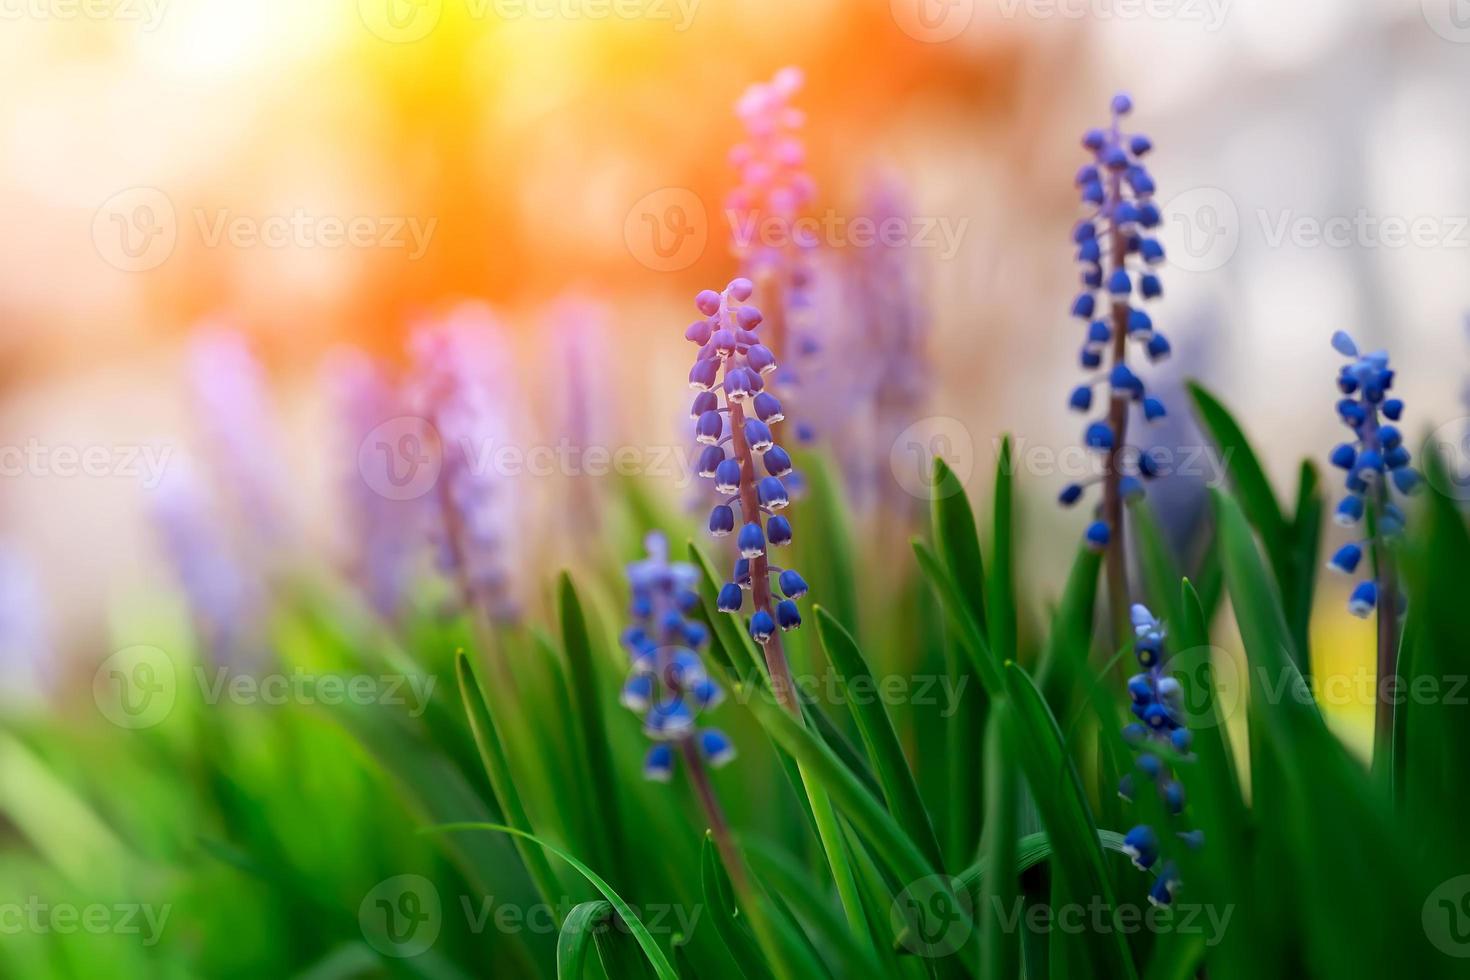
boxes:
[1102,164,1133,648]
[728,381,870,949]
[1364,410,1401,773]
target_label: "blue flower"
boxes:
[1061,95,1170,545]
[685,281,811,647]
[1327,333,1418,618]
[621,533,734,780]
[1117,604,1198,905]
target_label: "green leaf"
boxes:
[988,437,1018,663]
[814,606,944,872]
[428,823,679,980]
[1128,497,1187,633]
[558,571,627,885]
[456,653,564,915]
[700,834,773,980]
[1285,460,1323,673]
[741,836,883,979]
[931,457,989,636]
[738,682,964,942]
[1002,663,1137,980]
[1035,545,1101,709]
[792,448,861,635]
[912,538,1003,697]
[1187,381,1289,545]
[979,701,1019,980]
[557,900,613,979]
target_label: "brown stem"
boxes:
[1102,167,1133,648]
[728,398,801,716]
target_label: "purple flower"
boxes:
[409,303,521,624]
[1062,95,1169,543]
[151,459,268,667]
[186,326,289,545]
[685,280,810,647]
[323,348,428,620]
[620,533,734,780]
[1325,332,1417,618]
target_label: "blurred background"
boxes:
[3,0,1470,751]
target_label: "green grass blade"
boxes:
[456,653,565,915]
[1286,460,1323,672]
[700,834,774,980]
[1035,545,1102,709]
[1002,663,1137,980]
[931,456,989,635]
[814,606,944,872]
[428,823,679,980]
[741,836,884,979]
[979,701,1019,980]
[1187,381,1289,545]
[558,900,613,979]
[988,436,1018,663]
[912,538,1003,696]
[557,571,627,887]
[1128,498,1187,632]
[793,448,861,635]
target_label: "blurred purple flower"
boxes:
[409,303,521,625]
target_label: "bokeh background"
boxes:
[4,0,1470,759]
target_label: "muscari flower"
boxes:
[324,348,426,620]
[1118,604,1199,907]
[686,280,811,646]
[1061,94,1170,547]
[1325,331,1418,617]
[409,303,521,624]
[727,67,822,448]
[620,532,735,781]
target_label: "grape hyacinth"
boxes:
[1059,93,1170,636]
[187,326,290,548]
[324,349,425,620]
[687,279,809,711]
[619,532,734,781]
[727,67,822,446]
[1325,330,1418,757]
[1118,604,1199,908]
[409,304,521,624]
